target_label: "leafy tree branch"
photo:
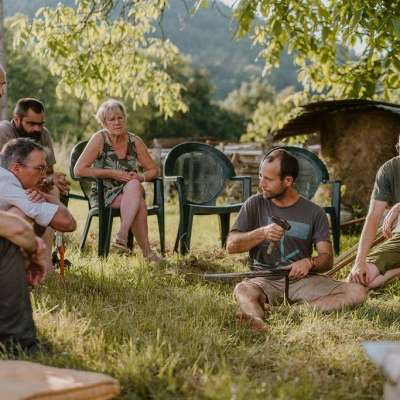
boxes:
[217,0,400,101]
[13,0,188,117]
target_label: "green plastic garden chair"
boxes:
[263,146,341,255]
[164,142,252,255]
[69,141,165,257]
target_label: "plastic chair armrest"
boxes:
[163,175,179,182]
[68,193,86,201]
[149,177,164,208]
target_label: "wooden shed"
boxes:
[274,99,400,213]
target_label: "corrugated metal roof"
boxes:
[274,99,400,139]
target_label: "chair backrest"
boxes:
[69,141,94,204]
[164,142,236,205]
[262,146,330,200]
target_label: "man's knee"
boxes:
[342,282,367,305]
[233,281,266,303]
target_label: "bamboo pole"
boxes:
[325,228,384,277]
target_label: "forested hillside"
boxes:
[4,0,75,20]
[4,0,300,100]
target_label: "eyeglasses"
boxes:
[0,83,7,89]
[396,144,400,154]
[23,164,48,174]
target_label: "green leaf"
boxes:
[349,10,363,30]
[391,18,400,38]
[322,26,331,42]
[271,19,282,36]
[392,57,400,72]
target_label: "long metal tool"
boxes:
[198,269,291,279]
[198,269,307,301]
[197,269,320,301]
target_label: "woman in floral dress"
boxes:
[74,99,164,263]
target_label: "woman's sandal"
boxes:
[143,252,166,265]
[110,235,131,254]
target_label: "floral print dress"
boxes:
[89,130,138,208]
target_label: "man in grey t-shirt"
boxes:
[227,149,366,332]
[347,137,400,289]
[0,98,70,197]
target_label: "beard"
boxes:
[14,121,42,142]
[262,185,287,201]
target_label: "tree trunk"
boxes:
[0,0,8,120]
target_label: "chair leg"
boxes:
[174,229,180,253]
[173,214,183,253]
[180,232,189,255]
[175,213,188,255]
[182,211,195,255]
[218,213,231,248]
[157,213,165,255]
[79,216,93,252]
[326,209,340,256]
[98,208,113,257]
[331,218,340,256]
[80,209,99,252]
[127,230,134,250]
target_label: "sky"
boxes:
[218,0,236,7]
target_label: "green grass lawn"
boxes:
[1,196,397,399]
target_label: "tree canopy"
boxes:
[13,0,399,140]
[225,0,400,103]
[13,0,187,117]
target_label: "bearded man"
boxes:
[0,98,72,271]
[0,98,70,196]
[226,148,366,331]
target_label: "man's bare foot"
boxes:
[236,311,271,332]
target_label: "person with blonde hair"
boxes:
[74,99,164,263]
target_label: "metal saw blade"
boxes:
[196,269,290,279]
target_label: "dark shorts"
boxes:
[367,233,400,274]
[246,275,343,305]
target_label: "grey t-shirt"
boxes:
[371,156,400,205]
[371,156,400,232]
[231,194,331,269]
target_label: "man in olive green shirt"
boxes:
[347,137,400,289]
